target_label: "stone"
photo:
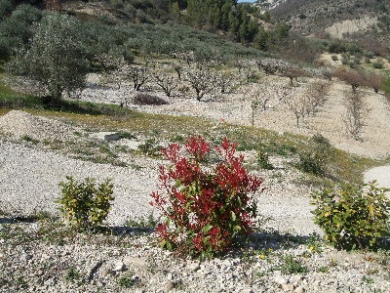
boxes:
[165,281,175,291]
[113,261,125,272]
[89,132,121,142]
[123,257,148,275]
[274,273,288,286]
[167,273,173,280]
[282,283,295,291]
[294,286,304,293]
[289,274,303,286]
[189,262,200,272]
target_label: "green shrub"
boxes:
[138,137,162,157]
[297,134,332,176]
[373,61,384,69]
[311,182,390,250]
[57,176,114,231]
[280,255,308,274]
[257,150,274,170]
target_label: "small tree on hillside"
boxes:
[185,67,215,101]
[7,12,88,103]
[128,65,150,91]
[172,50,196,68]
[343,90,367,140]
[97,46,130,90]
[335,68,365,92]
[304,81,330,117]
[249,85,289,126]
[216,72,238,94]
[151,65,179,97]
[287,95,309,127]
[256,58,285,75]
[364,72,384,94]
[281,65,306,86]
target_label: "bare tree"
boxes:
[185,68,215,101]
[342,90,367,140]
[173,63,183,80]
[97,47,128,90]
[364,72,384,94]
[234,58,247,74]
[304,81,330,117]
[264,86,289,110]
[287,95,309,127]
[334,68,366,92]
[151,65,179,97]
[215,72,238,94]
[256,58,287,75]
[172,50,196,68]
[128,65,150,91]
[248,85,290,126]
[280,65,306,86]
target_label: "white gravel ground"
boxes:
[364,165,390,191]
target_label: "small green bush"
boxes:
[57,176,114,231]
[372,61,384,69]
[279,255,308,274]
[297,134,332,176]
[311,182,390,250]
[257,150,274,170]
[138,137,162,157]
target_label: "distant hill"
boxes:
[254,0,390,56]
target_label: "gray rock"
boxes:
[90,132,121,142]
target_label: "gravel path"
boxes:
[0,138,157,226]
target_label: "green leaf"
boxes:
[202,223,213,234]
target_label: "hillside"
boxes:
[256,0,390,56]
[1,1,390,292]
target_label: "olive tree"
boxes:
[7,12,88,102]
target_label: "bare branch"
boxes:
[127,65,150,91]
[342,90,367,140]
[151,65,179,97]
[287,95,309,127]
[185,68,215,101]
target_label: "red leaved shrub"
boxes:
[150,136,262,259]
